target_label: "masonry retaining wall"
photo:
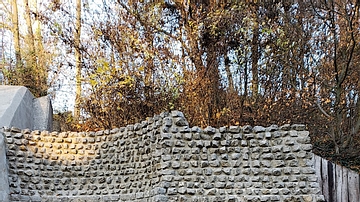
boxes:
[2,111,325,201]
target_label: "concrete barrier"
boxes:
[33,96,53,131]
[0,86,53,131]
[0,132,9,202]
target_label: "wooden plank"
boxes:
[348,169,360,202]
[321,157,330,201]
[314,155,323,192]
[328,160,336,202]
[336,164,343,202]
[314,155,324,195]
[341,166,348,202]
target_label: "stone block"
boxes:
[204,126,216,134]
[174,117,188,126]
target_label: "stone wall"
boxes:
[2,111,325,201]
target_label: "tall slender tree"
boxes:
[74,0,82,119]
[10,0,21,70]
[23,0,37,92]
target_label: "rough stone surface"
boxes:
[1,111,324,202]
[0,85,52,131]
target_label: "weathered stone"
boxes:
[191,126,202,133]
[174,117,188,126]
[229,126,240,133]
[291,124,306,131]
[171,110,183,117]
[186,188,196,195]
[171,161,181,169]
[302,144,313,151]
[232,133,242,140]
[200,134,210,140]
[11,127,21,133]
[161,133,172,140]
[280,124,291,131]
[219,126,227,133]
[253,126,266,133]
[162,117,172,127]
[259,140,269,147]
[204,126,216,134]
[242,125,252,133]
[179,126,190,133]
[265,125,278,132]
[244,133,254,139]
[213,133,222,140]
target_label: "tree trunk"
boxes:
[224,56,235,92]
[74,0,82,119]
[24,0,37,92]
[251,9,259,100]
[24,0,35,55]
[11,0,22,70]
[33,0,48,96]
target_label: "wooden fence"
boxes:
[313,154,360,202]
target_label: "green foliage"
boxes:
[89,59,134,89]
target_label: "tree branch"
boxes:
[338,5,356,87]
[116,1,194,66]
[315,99,332,119]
